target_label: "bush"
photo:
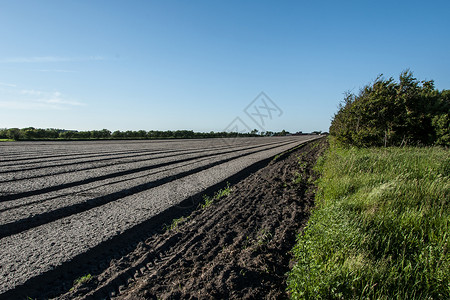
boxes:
[330,71,449,147]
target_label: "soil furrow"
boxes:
[0,148,149,165]
[0,157,212,213]
[0,149,168,171]
[0,142,243,173]
[0,145,136,162]
[0,139,291,199]
[0,140,297,238]
[0,137,318,297]
[0,139,257,163]
[0,142,239,181]
[0,139,273,183]
[56,138,327,300]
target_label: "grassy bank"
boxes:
[288,145,449,299]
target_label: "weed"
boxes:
[215,182,232,199]
[256,229,272,247]
[74,273,92,285]
[164,183,232,232]
[295,152,305,160]
[298,160,307,169]
[70,274,92,291]
[242,236,251,249]
[200,194,214,209]
[199,182,231,209]
[292,172,304,185]
[164,216,190,232]
[273,152,284,161]
[242,229,273,252]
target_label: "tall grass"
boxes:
[288,146,449,299]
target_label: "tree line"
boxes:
[0,128,293,141]
[330,70,449,147]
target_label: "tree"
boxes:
[7,128,22,140]
[330,71,449,147]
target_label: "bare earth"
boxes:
[0,136,321,299]
[62,138,327,299]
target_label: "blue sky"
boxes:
[0,0,449,133]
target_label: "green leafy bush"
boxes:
[330,70,449,147]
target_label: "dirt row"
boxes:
[0,138,300,232]
[0,138,262,162]
[0,136,319,297]
[0,139,282,182]
[57,138,327,299]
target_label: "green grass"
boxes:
[0,139,14,142]
[287,145,449,299]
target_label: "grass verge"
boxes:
[287,145,449,299]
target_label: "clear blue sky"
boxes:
[1,0,449,133]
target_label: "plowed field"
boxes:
[0,136,319,298]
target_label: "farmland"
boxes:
[0,136,318,297]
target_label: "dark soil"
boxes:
[59,138,327,300]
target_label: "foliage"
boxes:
[330,70,449,147]
[0,127,284,140]
[287,145,449,299]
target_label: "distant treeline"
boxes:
[330,70,449,147]
[0,128,294,141]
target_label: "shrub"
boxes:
[330,71,449,147]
